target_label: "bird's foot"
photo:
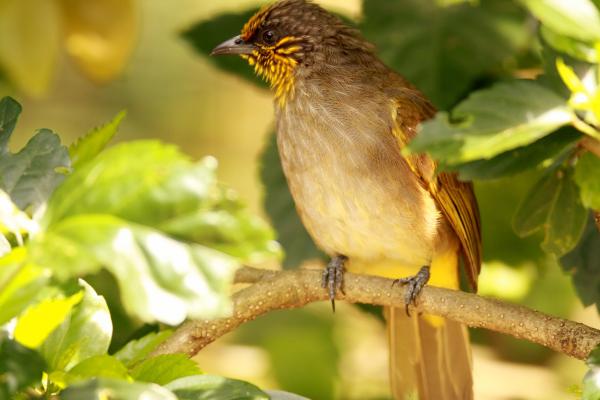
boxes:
[392,265,430,316]
[321,255,347,312]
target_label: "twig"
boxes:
[151,267,600,360]
[581,136,600,158]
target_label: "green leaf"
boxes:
[410,80,573,164]
[362,0,529,108]
[165,375,269,400]
[43,141,279,264]
[0,337,46,399]
[61,378,177,400]
[583,367,600,400]
[259,133,323,268]
[0,248,50,325]
[40,280,112,372]
[265,390,310,400]
[514,167,588,256]
[30,215,238,325]
[13,290,83,349]
[130,354,201,386]
[0,127,70,212]
[541,26,598,63]
[113,330,173,368]
[575,153,600,210]
[0,97,21,153]
[181,9,265,89]
[66,355,129,382]
[519,0,600,43]
[561,215,600,310]
[452,127,580,180]
[69,111,126,168]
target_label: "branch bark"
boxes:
[152,267,600,360]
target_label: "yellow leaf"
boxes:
[59,0,138,83]
[556,58,586,94]
[0,0,61,97]
[14,291,83,349]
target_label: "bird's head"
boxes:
[211,0,372,106]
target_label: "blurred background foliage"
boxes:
[1,0,600,399]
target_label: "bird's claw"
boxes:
[392,265,430,316]
[322,255,347,312]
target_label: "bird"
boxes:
[211,1,482,399]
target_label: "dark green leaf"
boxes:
[69,111,125,168]
[259,133,323,268]
[362,0,529,108]
[514,167,587,256]
[561,215,600,310]
[519,0,600,43]
[61,378,177,400]
[66,355,129,382]
[0,97,21,153]
[130,354,201,386]
[165,375,269,400]
[588,344,600,367]
[453,127,580,180]
[410,80,573,164]
[575,152,600,210]
[0,129,70,212]
[40,280,112,372]
[113,330,173,368]
[181,9,265,89]
[0,337,46,399]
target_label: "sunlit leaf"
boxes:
[114,330,173,368]
[130,354,201,386]
[14,291,83,349]
[69,111,126,168]
[58,0,138,83]
[519,0,600,43]
[0,248,50,325]
[0,0,60,96]
[61,378,177,400]
[410,80,573,164]
[66,355,129,382]
[266,390,311,400]
[541,27,598,63]
[362,0,529,108]
[40,280,112,372]
[514,167,587,256]
[0,337,46,399]
[31,215,237,325]
[259,133,323,268]
[575,152,600,210]
[165,375,269,400]
[0,190,39,242]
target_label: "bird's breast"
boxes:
[276,86,441,267]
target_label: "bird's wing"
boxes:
[390,87,481,290]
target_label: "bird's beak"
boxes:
[210,35,255,56]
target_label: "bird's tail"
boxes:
[350,249,473,399]
[387,308,473,400]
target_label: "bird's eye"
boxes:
[262,30,277,44]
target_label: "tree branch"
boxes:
[151,267,600,360]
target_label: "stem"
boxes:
[152,267,600,360]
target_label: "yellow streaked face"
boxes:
[212,6,305,106]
